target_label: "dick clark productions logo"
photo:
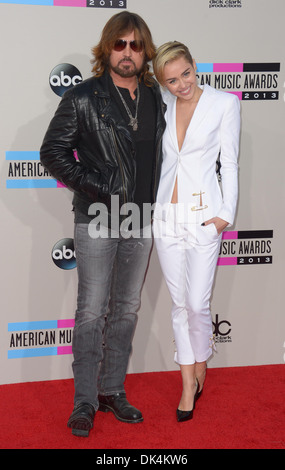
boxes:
[49,63,82,97]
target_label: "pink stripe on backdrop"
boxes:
[228,91,242,100]
[57,319,75,328]
[213,63,243,73]
[222,231,238,240]
[57,346,73,355]
[217,257,237,266]
[54,0,86,6]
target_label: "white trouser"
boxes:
[153,205,221,365]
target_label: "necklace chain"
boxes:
[114,77,140,131]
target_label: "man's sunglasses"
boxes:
[113,39,143,53]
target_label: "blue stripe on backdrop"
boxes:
[6,151,40,161]
[8,348,57,359]
[6,179,58,188]
[8,321,58,331]
[0,1,53,5]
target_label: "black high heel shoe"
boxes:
[176,407,194,422]
[176,381,198,422]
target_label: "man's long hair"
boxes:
[91,11,156,86]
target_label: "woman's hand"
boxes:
[202,217,229,235]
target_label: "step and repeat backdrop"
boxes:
[0,0,284,385]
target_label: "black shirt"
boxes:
[110,77,156,215]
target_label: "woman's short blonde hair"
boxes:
[153,41,194,85]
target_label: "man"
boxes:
[40,11,165,437]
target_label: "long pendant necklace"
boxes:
[114,77,140,131]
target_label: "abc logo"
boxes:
[49,63,82,97]
[52,238,76,270]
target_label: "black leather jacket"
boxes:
[40,71,166,214]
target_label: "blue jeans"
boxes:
[72,223,153,410]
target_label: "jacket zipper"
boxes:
[153,132,163,203]
[110,124,127,206]
[102,96,127,206]
[153,99,166,202]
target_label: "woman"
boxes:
[152,42,240,422]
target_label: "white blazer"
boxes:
[154,84,240,226]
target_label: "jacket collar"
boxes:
[92,71,131,137]
[188,84,216,137]
[163,84,216,151]
[92,70,166,140]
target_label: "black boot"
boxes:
[98,392,143,423]
[67,402,95,437]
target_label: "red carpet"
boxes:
[0,365,284,450]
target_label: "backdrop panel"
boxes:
[0,0,284,385]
